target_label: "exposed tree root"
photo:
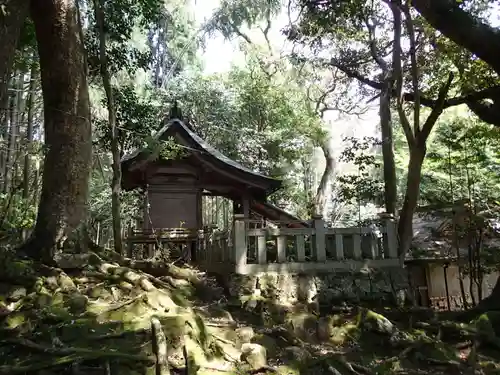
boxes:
[0,338,154,374]
[247,366,278,374]
[152,317,170,375]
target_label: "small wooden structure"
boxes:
[121,116,400,274]
[406,202,500,311]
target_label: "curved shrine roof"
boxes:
[121,118,282,195]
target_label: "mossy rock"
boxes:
[252,333,278,357]
[3,311,27,330]
[330,323,360,345]
[57,273,77,292]
[241,343,267,369]
[65,293,89,314]
[34,292,53,309]
[285,312,318,341]
[2,258,35,280]
[103,299,152,322]
[88,284,114,300]
[357,309,395,335]
[44,276,60,291]
[474,311,500,337]
[7,286,27,302]
[418,341,459,362]
[276,365,301,375]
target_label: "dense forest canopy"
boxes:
[0,1,497,244]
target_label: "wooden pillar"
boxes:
[196,189,203,229]
[142,185,150,229]
[242,193,250,219]
[233,214,247,273]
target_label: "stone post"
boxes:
[381,213,398,259]
[233,214,247,273]
[313,215,326,262]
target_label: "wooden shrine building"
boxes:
[121,115,309,262]
[121,113,399,277]
[120,116,310,226]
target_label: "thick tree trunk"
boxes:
[314,142,336,218]
[19,0,92,263]
[93,0,123,254]
[397,144,426,260]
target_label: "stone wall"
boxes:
[225,267,408,307]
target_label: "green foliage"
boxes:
[161,60,324,213]
[205,0,282,40]
[337,136,384,206]
[144,136,188,161]
[88,159,142,234]
[94,85,161,152]
[85,0,164,75]
[419,112,500,205]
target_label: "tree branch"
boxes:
[419,72,454,141]
[402,1,420,135]
[411,0,500,75]
[391,0,415,148]
[330,60,383,90]
[331,58,500,114]
[259,5,273,52]
[227,20,254,45]
[364,15,389,72]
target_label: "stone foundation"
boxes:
[226,267,408,306]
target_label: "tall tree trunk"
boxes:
[19,0,92,263]
[3,88,15,192]
[23,55,37,199]
[397,144,426,261]
[380,81,397,215]
[0,0,29,127]
[5,70,24,193]
[314,141,336,218]
[93,0,123,254]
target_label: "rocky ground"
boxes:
[0,248,500,375]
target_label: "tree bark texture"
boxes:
[397,144,426,262]
[380,80,397,216]
[314,141,336,218]
[20,0,92,262]
[93,0,123,254]
[0,0,29,126]
[23,55,37,199]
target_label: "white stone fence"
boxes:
[230,214,399,275]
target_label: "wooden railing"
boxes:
[233,214,400,275]
[126,226,232,270]
[126,227,201,259]
[196,227,232,266]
